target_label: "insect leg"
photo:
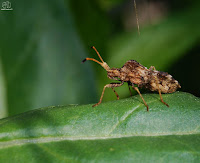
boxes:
[128,83,132,96]
[93,82,124,107]
[132,85,149,111]
[111,88,119,100]
[152,69,170,107]
[158,88,169,107]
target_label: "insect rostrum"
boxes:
[82,46,181,111]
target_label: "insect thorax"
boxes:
[107,68,121,80]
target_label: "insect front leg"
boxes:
[132,85,149,111]
[93,82,124,107]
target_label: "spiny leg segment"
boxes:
[93,82,124,107]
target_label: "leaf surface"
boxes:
[0,92,199,162]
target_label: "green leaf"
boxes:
[0,92,199,162]
[0,0,97,117]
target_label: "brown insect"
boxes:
[82,46,181,111]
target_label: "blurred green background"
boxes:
[0,0,200,118]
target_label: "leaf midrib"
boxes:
[0,131,199,149]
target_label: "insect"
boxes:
[82,46,181,111]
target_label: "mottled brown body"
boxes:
[108,60,181,94]
[83,46,181,111]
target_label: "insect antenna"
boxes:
[82,46,110,71]
[82,58,102,65]
[91,46,105,63]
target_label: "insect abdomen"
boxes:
[148,71,181,93]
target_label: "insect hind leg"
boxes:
[158,89,169,107]
[151,68,170,108]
